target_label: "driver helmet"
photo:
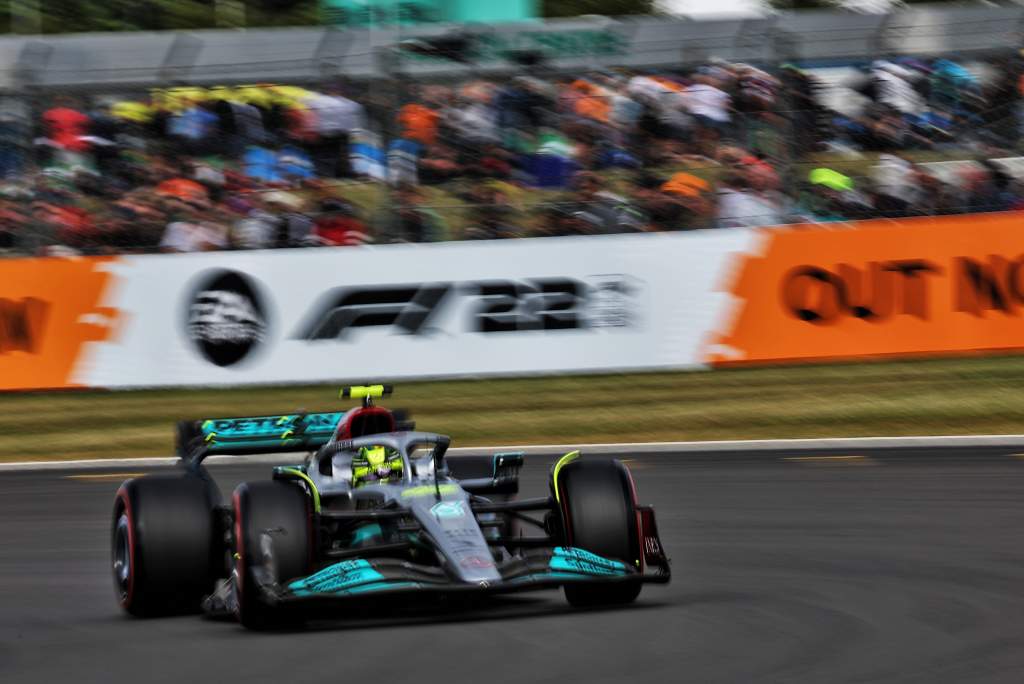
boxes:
[352,445,403,486]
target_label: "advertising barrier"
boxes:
[0,231,754,390]
[5,213,1024,391]
[707,212,1024,365]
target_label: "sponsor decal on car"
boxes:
[401,484,460,498]
[460,555,496,570]
[429,500,466,519]
[203,413,343,439]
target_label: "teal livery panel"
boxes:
[188,411,346,454]
[281,547,632,599]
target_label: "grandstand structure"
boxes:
[2,4,1024,254]
[0,5,1022,89]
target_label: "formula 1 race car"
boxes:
[111,385,670,629]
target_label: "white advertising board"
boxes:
[70,231,756,388]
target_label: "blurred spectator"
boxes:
[159,202,228,253]
[717,169,786,228]
[799,174,852,222]
[0,197,25,250]
[930,59,979,113]
[268,191,315,247]
[41,96,90,158]
[535,204,590,238]
[872,154,920,216]
[313,199,371,246]
[462,185,518,240]
[464,143,514,181]
[964,161,1016,213]
[399,93,440,147]
[568,172,645,234]
[231,199,278,250]
[167,98,217,156]
[659,171,715,229]
[629,173,690,231]
[496,76,552,135]
[912,170,961,217]
[684,71,732,155]
[571,79,613,125]
[380,185,443,243]
[871,62,926,118]
[0,101,29,180]
[419,144,462,185]
[780,64,826,156]
[526,128,580,188]
[105,197,164,251]
[8,52,1024,257]
[309,86,364,178]
[444,84,500,146]
[156,172,209,204]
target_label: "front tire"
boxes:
[112,473,221,616]
[233,481,312,630]
[554,458,643,607]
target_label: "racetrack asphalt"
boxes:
[2,446,1024,683]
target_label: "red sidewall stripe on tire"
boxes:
[232,488,245,618]
[115,488,136,608]
[621,464,644,572]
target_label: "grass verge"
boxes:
[3,354,1024,462]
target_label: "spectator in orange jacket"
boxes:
[399,102,440,146]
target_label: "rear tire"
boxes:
[555,458,643,607]
[233,481,312,630]
[112,473,221,617]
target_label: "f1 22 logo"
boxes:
[294,276,641,340]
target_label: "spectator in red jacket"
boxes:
[42,97,91,154]
[313,199,370,246]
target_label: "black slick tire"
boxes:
[112,473,221,617]
[233,481,312,630]
[555,458,643,607]
[446,455,500,480]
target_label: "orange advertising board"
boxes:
[707,212,1024,365]
[0,257,120,390]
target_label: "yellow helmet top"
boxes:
[360,445,388,467]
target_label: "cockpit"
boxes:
[310,433,446,495]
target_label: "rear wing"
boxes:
[176,412,344,459]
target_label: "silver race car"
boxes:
[112,385,670,629]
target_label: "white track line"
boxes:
[3,434,1024,472]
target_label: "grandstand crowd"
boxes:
[2,51,1024,255]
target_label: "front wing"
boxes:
[250,546,669,606]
